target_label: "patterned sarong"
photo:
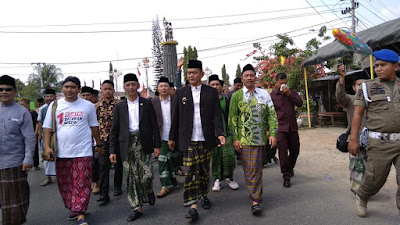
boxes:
[241,146,264,203]
[56,157,92,215]
[158,141,178,190]
[212,136,236,180]
[349,147,367,193]
[123,132,154,210]
[0,166,30,225]
[183,142,211,206]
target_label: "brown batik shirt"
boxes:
[96,98,117,141]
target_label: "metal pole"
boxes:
[351,0,356,33]
[304,68,311,128]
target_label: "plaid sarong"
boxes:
[349,147,367,193]
[123,132,154,210]
[56,157,92,215]
[183,142,211,206]
[158,141,178,190]
[241,146,264,203]
[0,166,30,225]
[212,136,236,180]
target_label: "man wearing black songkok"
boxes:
[110,73,161,222]
[169,60,225,220]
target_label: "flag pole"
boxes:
[370,55,374,79]
[304,68,311,128]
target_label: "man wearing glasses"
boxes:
[0,75,36,225]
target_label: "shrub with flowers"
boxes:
[257,50,325,91]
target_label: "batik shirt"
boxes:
[96,98,117,141]
[229,87,277,146]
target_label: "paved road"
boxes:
[3,128,400,225]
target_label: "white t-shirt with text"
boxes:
[43,98,98,158]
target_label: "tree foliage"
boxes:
[21,64,63,98]
[183,45,198,81]
[152,15,164,89]
[235,64,242,78]
[221,64,230,85]
[257,26,330,91]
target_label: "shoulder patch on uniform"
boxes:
[370,83,385,96]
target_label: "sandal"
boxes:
[40,178,52,186]
[177,168,184,176]
[156,188,169,198]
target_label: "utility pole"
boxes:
[31,62,46,95]
[341,0,359,32]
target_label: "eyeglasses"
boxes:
[0,88,14,92]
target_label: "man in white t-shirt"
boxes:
[43,76,102,225]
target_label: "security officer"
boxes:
[348,49,400,218]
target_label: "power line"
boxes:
[305,0,335,28]
[0,10,342,34]
[319,0,350,28]
[375,0,400,18]
[359,3,387,22]
[0,18,346,67]
[0,5,338,29]
[363,0,391,21]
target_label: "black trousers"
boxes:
[92,147,100,183]
[33,140,39,167]
[99,139,123,197]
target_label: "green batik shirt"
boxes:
[228,87,278,146]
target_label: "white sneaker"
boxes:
[212,179,221,192]
[355,194,367,218]
[226,178,239,190]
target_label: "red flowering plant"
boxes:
[256,50,325,91]
[250,32,328,92]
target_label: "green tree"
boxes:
[221,64,227,84]
[29,64,64,89]
[235,64,242,78]
[183,45,198,82]
[258,27,330,92]
[19,80,40,99]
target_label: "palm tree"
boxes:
[29,64,63,89]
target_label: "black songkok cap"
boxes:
[158,77,170,86]
[188,60,203,71]
[123,73,139,83]
[242,64,255,74]
[92,89,99,96]
[234,77,242,84]
[44,88,56,95]
[63,76,81,88]
[208,74,220,84]
[102,80,114,87]
[0,75,16,89]
[81,86,93,94]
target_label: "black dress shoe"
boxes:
[201,197,211,209]
[97,195,110,206]
[290,168,295,177]
[148,192,155,206]
[185,208,199,220]
[127,210,142,222]
[114,189,122,196]
[283,179,291,188]
[251,204,262,215]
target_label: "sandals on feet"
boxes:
[156,188,169,198]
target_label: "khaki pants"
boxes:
[357,138,400,211]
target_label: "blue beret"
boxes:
[373,49,399,63]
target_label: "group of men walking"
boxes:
[0,60,303,224]
[2,49,399,225]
